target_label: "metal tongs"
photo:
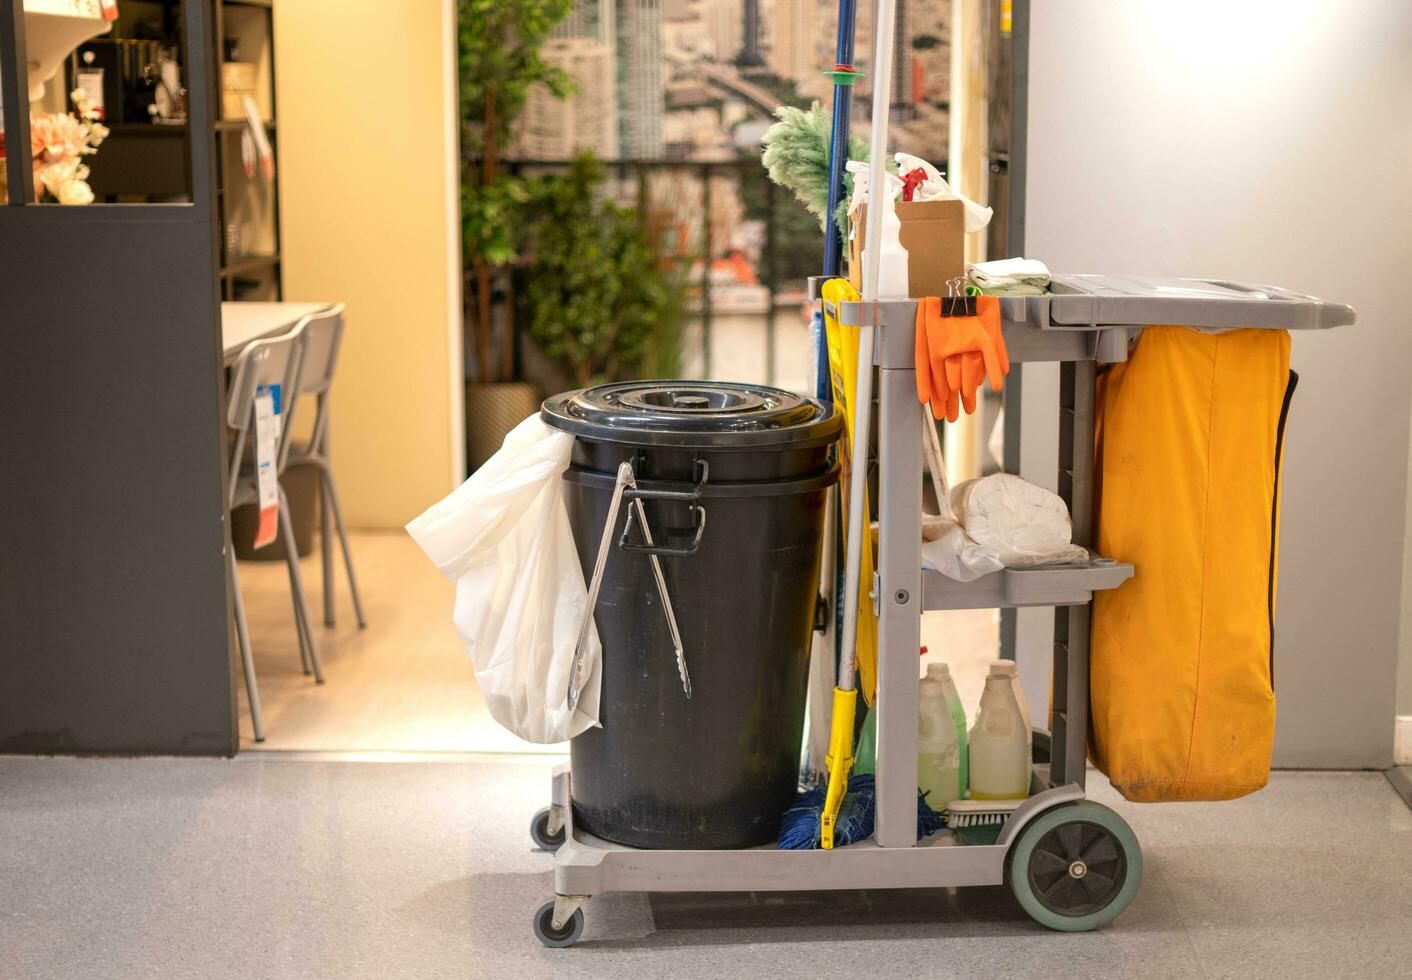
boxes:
[567,462,691,711]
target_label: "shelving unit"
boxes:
[67,0,282,299]
[212,0,281,300]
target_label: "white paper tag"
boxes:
[253,385,281,549]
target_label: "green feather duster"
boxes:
[761,102,875,235]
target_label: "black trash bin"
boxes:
[542,381,841,849]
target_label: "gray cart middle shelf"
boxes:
[531,274,1352,944]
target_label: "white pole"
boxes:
[837,0,897,693]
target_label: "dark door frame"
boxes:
[0,0,236,754]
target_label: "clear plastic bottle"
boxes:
[988,659,1032,751]
[917,677,962,811]
[968,674,1030,800]
[862,177,910,297]
[924,662,969,794]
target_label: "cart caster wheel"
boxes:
[1006,801,1142,932]
[530,806,565,852]
[533,900,584,948]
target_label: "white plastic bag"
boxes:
[921,514,1005,582]
[406,415,600,743]
[892,152,994,233]
[949,474,1088,569]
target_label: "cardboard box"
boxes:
[848,198,966,297]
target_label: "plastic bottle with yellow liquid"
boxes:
[968,674,1030,800]
[917,676,962,811]
[987,659,1032,752]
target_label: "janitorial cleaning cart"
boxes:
[397,0,1364,946]
[524,273,1353,946]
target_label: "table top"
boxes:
[221,302,333,362]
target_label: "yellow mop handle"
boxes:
[819,686,858,850]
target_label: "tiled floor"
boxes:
[234,530,562,754]
[3,756,1409,980]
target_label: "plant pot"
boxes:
[231,463,319,561]
[465,381,541,471]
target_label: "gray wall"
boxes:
[1401,438,1412,719]
[1023,0,1412,767]
[0,0,236,755]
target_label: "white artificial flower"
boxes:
[57,178,94,206]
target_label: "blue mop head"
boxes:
[778,774,875,849]
[778,775,947,849]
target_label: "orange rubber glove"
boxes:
[916,297,960,421]
[928,298,997,422]
[916,295,1010,422]
[947,298,1010,414]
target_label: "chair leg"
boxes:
[279,485,325,684]
[320,470,336,627]
[320,462,367,629]
[228,543,265,742]
[277,479,313,676]
[284,540,313,677]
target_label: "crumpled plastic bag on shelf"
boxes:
[950,474,1088,569]
[921,514,1005,582]
[406,415,600,743]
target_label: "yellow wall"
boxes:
[274,0,463,527]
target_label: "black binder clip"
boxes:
[941,277,976,317]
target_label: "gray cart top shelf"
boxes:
[823,274,1355,366]
[1034,274,1354,331]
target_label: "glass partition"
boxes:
[2,0,212,206]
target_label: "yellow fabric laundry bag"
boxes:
[1090,326,1294,802]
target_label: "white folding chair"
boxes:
[225,322,322,742]
[283,304,366,630]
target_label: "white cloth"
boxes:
[969,257,1052,295]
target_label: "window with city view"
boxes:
[505,0,953,391]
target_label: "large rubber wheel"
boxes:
[532,900,584,948]
[530,806,564,852]
[1006,801,1142,932]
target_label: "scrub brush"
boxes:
[945,798,1024,846]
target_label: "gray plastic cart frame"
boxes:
[533,275,1354,939]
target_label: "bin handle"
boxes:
[618,458,709,558]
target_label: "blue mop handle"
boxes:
[816,0,859,404]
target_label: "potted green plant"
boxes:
[520,155,685,388]
[458,0,574,468]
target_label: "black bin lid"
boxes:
[541,380,841,449]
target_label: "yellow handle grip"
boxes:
[819,686,857,850]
